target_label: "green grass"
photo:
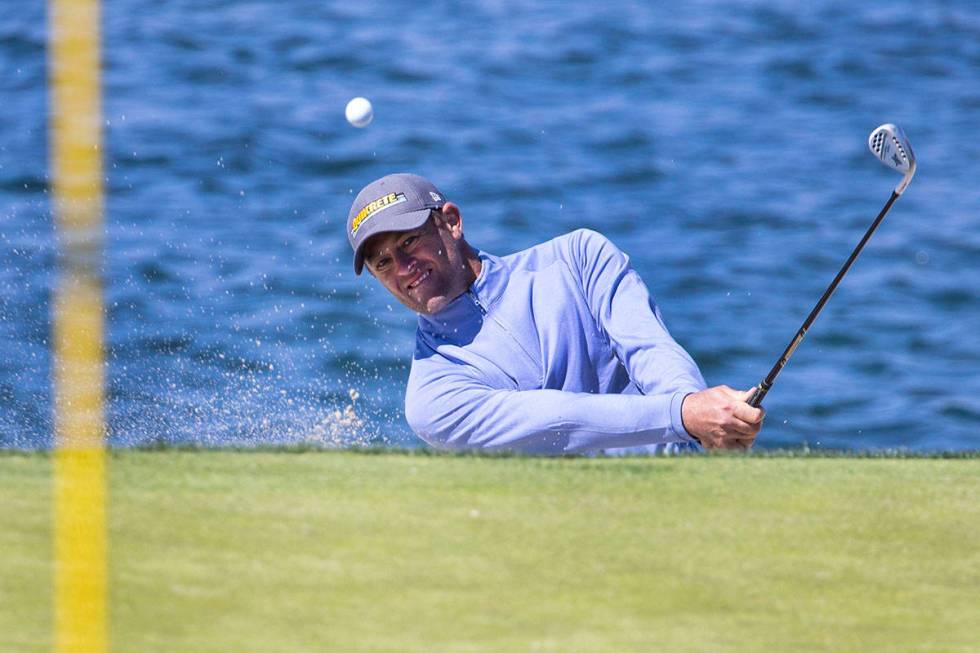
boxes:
[2,450,978,652]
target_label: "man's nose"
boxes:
[392,250,417,276]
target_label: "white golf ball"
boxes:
[345,97,373,128]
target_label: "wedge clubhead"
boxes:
[869,123,916,195]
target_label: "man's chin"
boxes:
[420,295,451,315]
[411,285,467,315]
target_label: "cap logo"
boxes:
[429,192,442,202]
[351,192,407,236]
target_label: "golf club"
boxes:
[747,123,916,408]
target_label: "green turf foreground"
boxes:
[1,451,977,652]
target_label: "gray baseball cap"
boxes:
[346,173,447,274]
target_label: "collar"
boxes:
[469,249,508,308]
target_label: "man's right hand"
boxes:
[681,386,765,450]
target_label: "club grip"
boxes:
[747,384,769,408]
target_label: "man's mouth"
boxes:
[407,269,431,291]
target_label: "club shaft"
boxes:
[748,191,900,408]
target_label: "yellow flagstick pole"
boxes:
[49,0,107,651]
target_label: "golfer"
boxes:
[347,173,764,454]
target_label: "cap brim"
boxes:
[353,207,433,274]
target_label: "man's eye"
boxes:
[403,235,418,248]
[375,258,390,271]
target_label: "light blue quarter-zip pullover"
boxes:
[405,229,707,454]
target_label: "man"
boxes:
[347,173,764,454]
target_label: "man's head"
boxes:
[347,173,480,314]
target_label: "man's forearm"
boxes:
[407,384,696,454]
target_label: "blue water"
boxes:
[2,1,979,450]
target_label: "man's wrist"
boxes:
[670,391,699,444]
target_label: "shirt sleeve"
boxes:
[405,361,694,453]
[570,229,707,426]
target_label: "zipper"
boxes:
[468,289,541,382]
[468,289,487,315]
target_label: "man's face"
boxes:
[362,208,475,314]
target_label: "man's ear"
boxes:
[436,202,464,240]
